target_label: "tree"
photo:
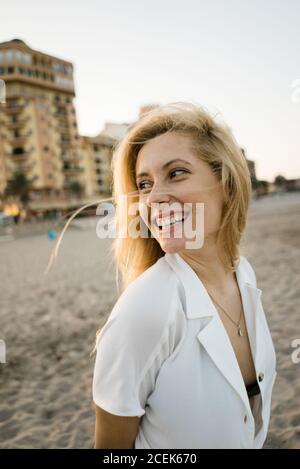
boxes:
[256,180,269,197]
[5,171,31,205]
[274,175,287,187]
[67,181,84,199]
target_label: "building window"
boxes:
[66,65,72,76]
[52,62,61,73]
[8,99,18,107]
[23,53,32,65]
[5,50,14,62]
[15,51,31,64]
[13,147,24,155]
[37,101,45,110]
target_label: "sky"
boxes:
[1,0,299,181]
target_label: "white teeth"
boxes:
[156,214,185,228]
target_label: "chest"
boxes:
[141,298,277,448]
[212,295,257,387]
[144,322,257,448]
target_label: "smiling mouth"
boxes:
[158,217,185,230]
[155,213,187,230]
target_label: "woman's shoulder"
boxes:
[123,253,179,299]
[93,255,187,417]
[103,254,182,338]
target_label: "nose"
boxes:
[145,182,172,208]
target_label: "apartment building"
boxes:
[81,133,117,197]
[0,38,84,200]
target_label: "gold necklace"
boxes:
[206,289,244,337]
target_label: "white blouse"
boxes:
[92,252,277,449]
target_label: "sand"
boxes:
[0,192,299,449]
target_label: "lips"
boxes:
[151,210,188,230]
[157,215,185,229]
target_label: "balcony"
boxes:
[1,69,75,96]
[8,130,33,146]
[58,129,71,140]
[56,122,69,131]
[60,140,73,149]
[10,136,28,146]
[5,102,26,114]
[62,151,81,162]
[63,164,83,174]
[14,160,35,173]
[53,115,68,127]
[6,116,30,129]
[6,146,34,160]
[54,109,68,119]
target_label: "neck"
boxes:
[178,238,236,295]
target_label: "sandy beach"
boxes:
[0,192,299,449]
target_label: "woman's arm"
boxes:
[94,404,142,449]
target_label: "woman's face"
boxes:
[135,131,224,253]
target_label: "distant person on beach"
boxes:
[92,102,277,449]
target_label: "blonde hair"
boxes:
[112,101,252,291]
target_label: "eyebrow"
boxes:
[136,158,192,181]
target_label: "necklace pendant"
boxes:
[238,326,243,337]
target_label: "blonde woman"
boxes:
[92,102,277,449]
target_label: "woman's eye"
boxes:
[137,169,188,191]
[138,181,151,191]
[170,169,188,178]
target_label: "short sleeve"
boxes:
[92,277,186,417]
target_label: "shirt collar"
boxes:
[164,252,261,320]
